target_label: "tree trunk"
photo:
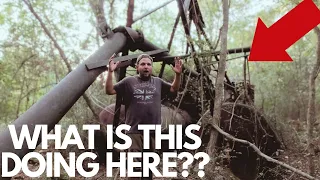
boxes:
[108,0,116,28]
[307,26,320,177]
[207,0,229,157]
[88,0,107,29]
[126,0,134,27]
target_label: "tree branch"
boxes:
[210,123,317,180]
[22,0,71,71]
[22,0,99,118]
[88,0,111,40]
[88,0,107,27]
[21,83,57,100]
[13,54,36,79]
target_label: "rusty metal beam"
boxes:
[190,0,205,30]
[153,46,251,62]
[85,49,168,70]
[177,0,200,72]
[167,12,181,51]
[183,0,192,16]
[160,12,181,78]
[177,0,191,43]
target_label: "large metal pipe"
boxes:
[0,28,187,176]
[0,32,127,175]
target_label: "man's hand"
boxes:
[171,57,183,75]
[108,53,119,72]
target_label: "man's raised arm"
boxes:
[170,57,183,93]
[105,54,119,95]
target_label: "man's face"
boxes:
[136,58,152,78]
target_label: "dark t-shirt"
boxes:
[114,76,171,133]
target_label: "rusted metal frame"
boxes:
[157,46,251,62]
[136,39,201,79]
[188,0,195,25]
[182,0,191,56]
[116,58,129,82]
[185,11,194,55]
[190,0,217,76]
[135,39,171,57]
[151,47,251,70]
[132,0,174,24]
[113,49,129,131]
[85,49,168,70]
[176,0,193,49]
[210,46,251,57]
[202,30,214,50]
[211,56,236,98]
[167,12,181,51]
[197,46,251,102]
[213,55,219,62]
[191,0,215,75]
[204,53,251,66]
[190,0,205,29]
[189,33,214,105]
[159,12,181,78]
[195,23,214,51]
[185,18,193,54]
[183,0,192,15]
[177,0,200,72]
[189,0,210,50]
[158,62,166,78]
[99,23,114,41]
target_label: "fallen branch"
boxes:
[210,123,317,180]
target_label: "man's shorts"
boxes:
[127,133,155,180]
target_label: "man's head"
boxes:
[136,54,153,80]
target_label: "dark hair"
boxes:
[136,54,153,65]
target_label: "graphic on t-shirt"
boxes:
[133,83,156,103]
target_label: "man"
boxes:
[105,54,182,179]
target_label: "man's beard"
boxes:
[139,71,151,81]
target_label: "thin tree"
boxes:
[206,0,229,158]
[306,26,320,176]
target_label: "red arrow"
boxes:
[249,0,320,62]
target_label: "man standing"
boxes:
[105,54,182,179]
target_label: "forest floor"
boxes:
[279,149,320,179]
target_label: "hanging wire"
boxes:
[86,84,116,115]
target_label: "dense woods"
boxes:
[0,0,319,179]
